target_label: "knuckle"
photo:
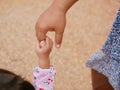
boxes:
[35,22,39,30]
[35,22,47,31]
[38,23,47,30]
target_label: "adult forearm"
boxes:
[51,0,78,13]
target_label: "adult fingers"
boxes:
[55,31,63,48]
[35,23,47,42]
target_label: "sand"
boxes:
[0,0,119,90]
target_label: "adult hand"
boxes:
[35,5,66,48]
[35,0,78,48]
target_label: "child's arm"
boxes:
[35,37,53,69]
[35,0,78,48]
[33,37,56,90]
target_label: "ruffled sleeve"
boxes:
[33,65,56,90]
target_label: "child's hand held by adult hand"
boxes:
[35,4,66,48]
[35,36,53,69]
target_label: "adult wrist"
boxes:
[51,0,78,13]
[51,1,67,13]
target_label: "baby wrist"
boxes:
[38,57,50,69]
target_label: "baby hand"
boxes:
[35,36,53,69]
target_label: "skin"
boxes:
[35,36,53,69]
[35,0,78,48]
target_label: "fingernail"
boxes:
[56,44,60,48]
[40,41,46,46]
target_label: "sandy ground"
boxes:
[0,0,120,90]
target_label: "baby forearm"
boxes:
[51,0,78,13]
[39,57,50,69]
